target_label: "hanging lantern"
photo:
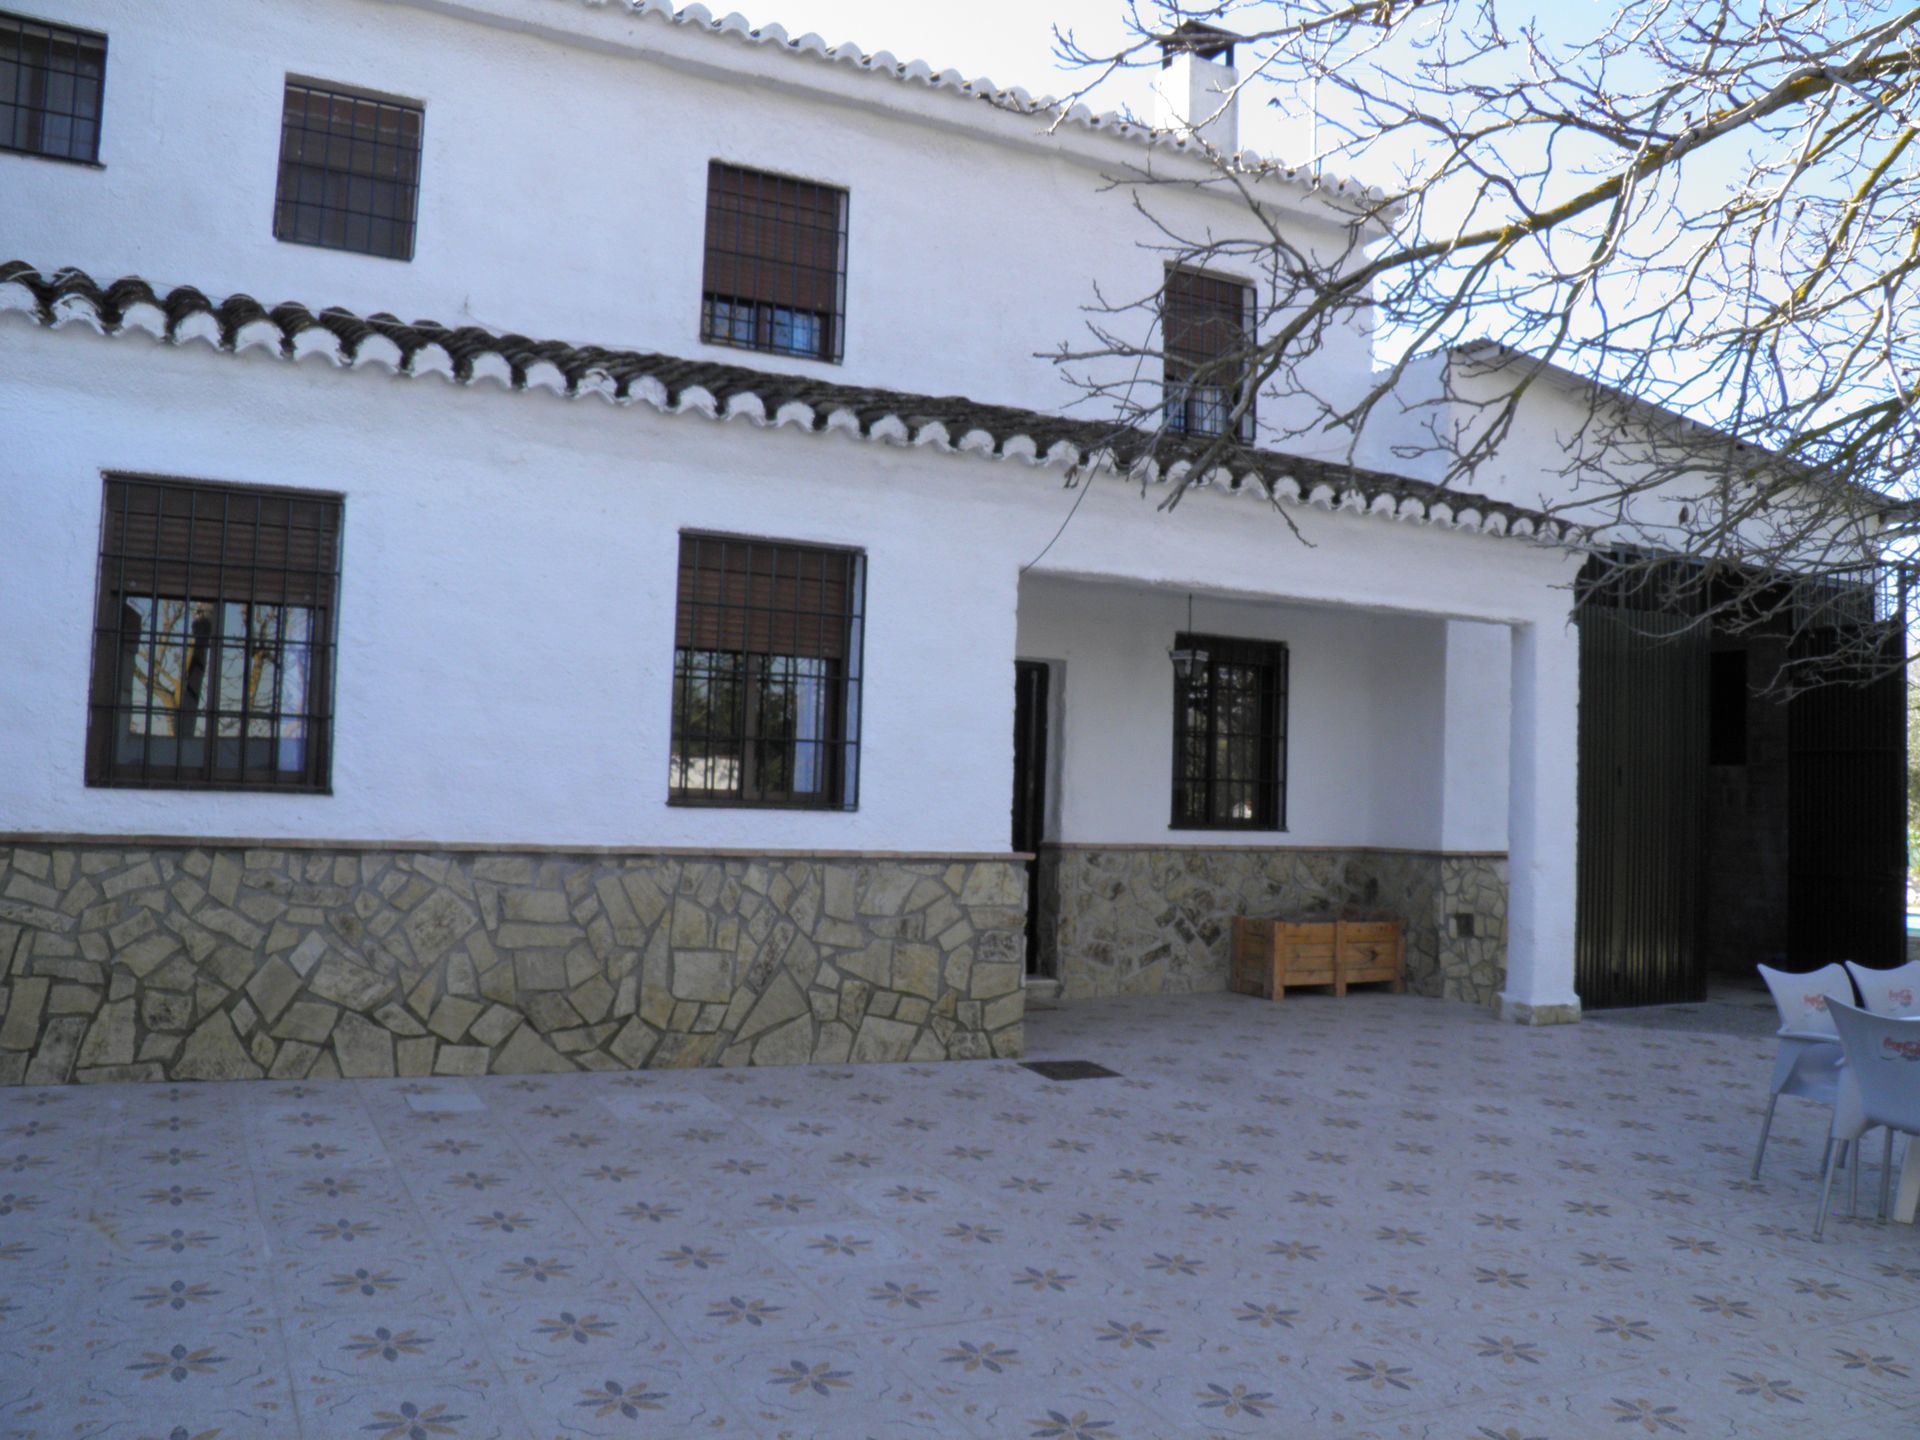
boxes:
[1169,593,1209,682]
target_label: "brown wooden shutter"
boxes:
[703,162,845,314]
[674,535,852,660]
[100,479,341,608]
[1164,267,1251,364]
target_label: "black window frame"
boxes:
[0,10,106,166]
[1162,265,1257,442]
[669,532,865,811]
[272,76,424,262]
[1170,632,1288,831]
[84,474,343,794]
[700,161,849,364]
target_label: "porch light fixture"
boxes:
[1170,594,1209,682]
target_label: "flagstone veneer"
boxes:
[0,842,1027,1085]
[1037,845,1508,1007]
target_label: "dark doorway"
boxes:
[1012,661,1050,975]
[1786,631,1907,967]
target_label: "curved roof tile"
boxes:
[0,260,1572,542]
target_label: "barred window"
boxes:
[701,162,848,363]
[670,534,863,809]
[273,79,423,261]
[1163,267,1255,439]
[0,11,105,164]
[86,477,341,792]
[1171,634,1287,829]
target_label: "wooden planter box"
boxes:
[1230,917,1405,1000]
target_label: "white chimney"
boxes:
[1154,23,1240,154]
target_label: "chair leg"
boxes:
[1752,1093,1781,1180]
[1815,1137,1844,1240]
[1882,1129,1896,1224]
[1851,1137,1862,1217]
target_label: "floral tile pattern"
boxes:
[1,990,1918,1436]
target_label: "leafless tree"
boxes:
[1047,1,1919,682]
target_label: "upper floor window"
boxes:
[1164,267,1255,440]
[0,11,105,165]
[86,476,342,792]
[702,162,848,363]
[670,533,864,809]
[1171,633,1287,830]
[274,79,422,261]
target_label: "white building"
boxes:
[0,0,1625,1083]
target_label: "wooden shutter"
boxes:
[703,163,845,314]
[1164,267,1251,364]
[674,535,852,660]
[99,479,342,608]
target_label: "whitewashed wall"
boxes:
[3,0,1377,454]
[0,318,1577,852]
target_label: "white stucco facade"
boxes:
[0,0,1589,1033]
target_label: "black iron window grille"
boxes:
[701,162,848,363]
[1171,633,1287,829]
[0,11,105,164]
[1163,266,1256,440]
[273,79,423,261]
[670,533,864,809]
[86,476,342,792]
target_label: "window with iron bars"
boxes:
[86,476,342,792]
[273,79,423,261]
[1163,266,1256,440]
[0,11,105,164]
[1171,633,1287,830]
[670,534,864,809]
[701,162,848,363]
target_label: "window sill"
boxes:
[1168,824,1287,834]
[696,333,842,366]
[0,145,103,169]
[667,796,856,813]
[271,233,415,263]
[85,777,333,795]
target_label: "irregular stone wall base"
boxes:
[1038,845,1508,1006]
[0,842,1027,1084]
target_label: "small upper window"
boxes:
[274,79,423,261]
[1171,633,1287,830]
[670,533,864,809]
[86,476,342,792]
[702,162,848,363]
[1163,267,1255,440]
[0,11,105,165]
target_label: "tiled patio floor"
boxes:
[3,991,1918,1439]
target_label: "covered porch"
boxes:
[1010,565,1580,1025]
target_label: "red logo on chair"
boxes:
[1881,1037,1920,1062]
[1802,994,1830,1012]
[1889,988,1915,1008]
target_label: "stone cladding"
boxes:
[1037,845,1508,1007]
[0,842,1026,1084]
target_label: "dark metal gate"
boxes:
[1787,630,1907,967]
[1575,605,1710,1008]
[1011,661,1050,974]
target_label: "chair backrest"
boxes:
[1828,1000,1920,1134]
[1758,963,1855,1035]
[1844,960,1920,1017]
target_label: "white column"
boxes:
[1500,615,1581,1024]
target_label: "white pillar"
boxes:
[1500,615,1581,1024]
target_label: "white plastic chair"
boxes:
[1753,964,1852,1181]
[1815,1002,1920,1238]
[1843,960,1920,1017]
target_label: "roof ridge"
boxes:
[529,0,1389,208]
[0,260,1569,542]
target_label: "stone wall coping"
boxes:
[1040,841,1507,859]
[0,833,1033,862]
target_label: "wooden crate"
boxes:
[1230,917,1405,1000]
